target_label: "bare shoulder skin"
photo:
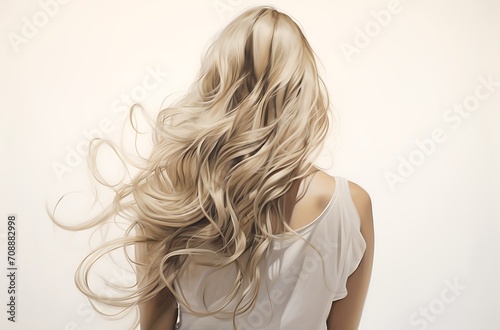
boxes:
[286,167,335,231]
[327,180,375,330]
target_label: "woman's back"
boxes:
[174,171,367,329]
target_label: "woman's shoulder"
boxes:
[308,169,337,205]
[344,177,373,229]
[286,169,335,230]
[312,170,372,222]
[290,168,373,230]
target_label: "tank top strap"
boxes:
[332,175,362,227]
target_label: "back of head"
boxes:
[196,6,328,132]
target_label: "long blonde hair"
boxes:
[49,5,331,329]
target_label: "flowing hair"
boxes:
[48,5,331,329]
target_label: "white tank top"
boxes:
[174,176,366,330]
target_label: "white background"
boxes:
[1,0,499,329]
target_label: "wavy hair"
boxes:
[49,5,331,329]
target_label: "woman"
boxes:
[51,5,374,330]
